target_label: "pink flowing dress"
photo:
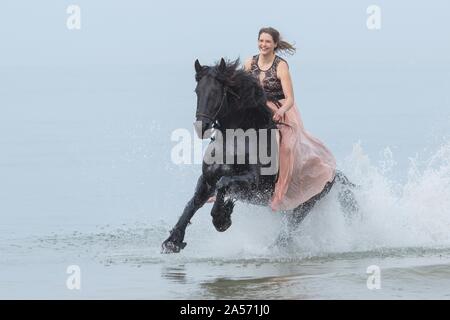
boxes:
[250,54,336,211]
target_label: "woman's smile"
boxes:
[258,32,276,55]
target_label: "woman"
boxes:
[208,27,336,212]
[245,27,336,212]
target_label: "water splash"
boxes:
[170,141,450,260]
[22,142,450,264]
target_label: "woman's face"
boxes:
[258,32,276,55]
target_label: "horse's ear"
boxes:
[195,59,202,73]
[218,58,226,73]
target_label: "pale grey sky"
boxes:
[1,0,449,67]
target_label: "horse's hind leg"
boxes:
[338,188,359,217]
[291,178,335,228]
[274,198,318,247]
[161,174,214,253]
[335,171,360,217]
[274,178,335,247]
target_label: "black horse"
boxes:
[161,58,358,253]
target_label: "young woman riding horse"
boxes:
[161,28,358,253]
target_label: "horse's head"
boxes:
[193,58,229,139]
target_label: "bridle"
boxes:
[195,86,240,123]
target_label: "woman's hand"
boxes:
[273,108,286,122]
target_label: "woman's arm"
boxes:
[272,61,295,122]
[277,60,295,113]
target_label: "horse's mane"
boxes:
[197,58,276,129]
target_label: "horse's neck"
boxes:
[219,107,269,131]
[219,117,244,130]
[219,80,271,130]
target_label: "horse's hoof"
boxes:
[161,240,187,254]
[212,215,232,232]
[211,199,234,232]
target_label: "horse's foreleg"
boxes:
[209,166,259,232]
[210,188,235,232]
[209,165,259,232]
[161,175,214,253]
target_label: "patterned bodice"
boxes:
[249,54,286,101]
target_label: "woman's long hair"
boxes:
[258,27,296,55]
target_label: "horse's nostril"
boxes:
[202,121,211,131]
[194,120,212,139]
[193,120,203,138]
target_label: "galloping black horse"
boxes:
[161,58,358,253]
